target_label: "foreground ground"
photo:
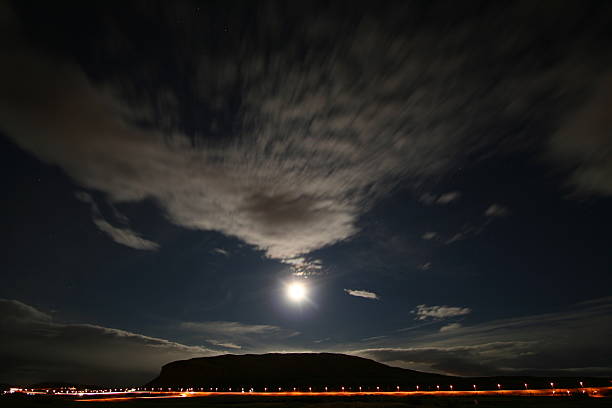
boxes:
[3,394,612,408]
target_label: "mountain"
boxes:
[147,353,611,391]
[147,353,446,389]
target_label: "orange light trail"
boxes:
[73,387,611,402]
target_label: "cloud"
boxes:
[413,304,471,320]
[485,204,510,217]
[3,3,607,262]
[422,232,437,240]
[419,192,461,206]
[206,340,242,350]
[91,219,160,251]
[282,257,323,277]
[180,320,300,352]
[75,191,159,251]
[444,233,465,245]
[0,299,214,386]
[354,342,533,377]
[436,191,461,205]
[548,75,612,196]
[344,289,380,300]
[180,321,292,336]
[418,262,432,271]
[439,323,462,332]
[212,248,229,256]
[354,297,612,376]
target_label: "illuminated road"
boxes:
[72,387,612,402]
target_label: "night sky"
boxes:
[1,1,612,386]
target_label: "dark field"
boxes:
[3,395,612,408]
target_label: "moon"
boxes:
[287,281,307,302]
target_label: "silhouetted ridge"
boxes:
[147,353,445,388]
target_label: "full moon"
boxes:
[287,281,307,302]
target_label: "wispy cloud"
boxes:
[212,248,229,256]
[354,297,612,376]
[422,232,437,240]
[75,192,159,251]
[444,233,465,245]
[3,2,607,263]
[485,204,510,217]
[548,75,612,196]
[181,321,293,336]
[180,320,299,352]
[413,304,471,320]
[92,219,160,251]
[439,323,462,332]
[436,191,461,205]
[0,299,214,385]
[419,192,461,205]
[282,257,323,277]
[344,289,380,300]
[206,339,242,350]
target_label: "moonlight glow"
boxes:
[287,281,307,302]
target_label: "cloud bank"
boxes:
[355,297,612,376]
[2,3,610,261]
[0,299,214,385]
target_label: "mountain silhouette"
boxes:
[147,353,610,391]
[147,353,445,389]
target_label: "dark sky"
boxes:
[1,0,612,386]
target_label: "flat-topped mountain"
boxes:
[147,353,446,388]
[147,353,611,391]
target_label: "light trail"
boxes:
[72,387,612,402]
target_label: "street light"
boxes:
[473,384,477,391]
[450,385,453,391]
